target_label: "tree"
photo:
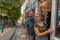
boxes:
[0,0,22,21]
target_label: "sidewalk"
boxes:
[0,27,16,40]
[0,27,12,36]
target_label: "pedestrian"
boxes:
[24,11,35,40]
[23,12,28,25]
[0,15,3,30]
[23,13,28,28]
[0,15,4,32]
[34,14,53,40]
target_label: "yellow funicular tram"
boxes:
[38,0,60,40]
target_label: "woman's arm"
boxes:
[34,27,50,37]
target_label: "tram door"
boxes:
[55,0,60,38]
[51,0,60,40]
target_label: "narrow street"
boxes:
[15,27,25,40]
[0,25,26,40]
[14,25,25,40]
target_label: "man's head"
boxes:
[0,15,2,19]
[28,11,34,19]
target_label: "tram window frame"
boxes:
[55,0,60,38]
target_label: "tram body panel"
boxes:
[51,0,60,40]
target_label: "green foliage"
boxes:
[0,0,22,21]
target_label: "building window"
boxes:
[55,0,60,38]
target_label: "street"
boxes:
[0,27,16,40]
[15,27,25,40]
[0,25,26,40]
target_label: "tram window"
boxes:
[55,0,60,38]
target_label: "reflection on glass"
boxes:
[55,0,60,38]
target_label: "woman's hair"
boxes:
[35,13,42,17]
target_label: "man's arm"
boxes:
[24,21,29,40]
[24,27,28,40]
